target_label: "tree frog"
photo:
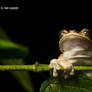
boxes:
[49,28,92,78]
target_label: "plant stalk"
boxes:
[0,62,92,72]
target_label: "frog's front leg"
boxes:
[49,54,74,78]
[57,54,74,78]
[49,59,61,77]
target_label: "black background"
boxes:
[0,1,92,92]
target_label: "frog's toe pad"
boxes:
[63,66,74,79]
[70,67,74,76]
[49,59,61,77]
[49,59,61,70]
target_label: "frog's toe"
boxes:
[64,74,69,79]
[70,66,74,76]
[49,59,61,77]
[49,59,61,70]
[64,65,74,77]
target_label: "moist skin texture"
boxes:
[58,30,92,78]
[59,35,92,66]
[50,29,92,78]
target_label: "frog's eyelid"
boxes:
[60,30,68,34]
[62,30,68,33]
[79,29,91,40]
[59,30,68,38]
[80,28,89,33]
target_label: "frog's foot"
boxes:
[49,59,61,77]
[58,58,74,79]
[64,66,74,79]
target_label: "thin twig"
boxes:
[0,62,92,72]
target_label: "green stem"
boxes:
[0,62,92,72]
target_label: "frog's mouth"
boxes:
[59,34,89,44]
[59,34,92,52]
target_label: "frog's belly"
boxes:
[63,47,92,65]
[67,58,92,65]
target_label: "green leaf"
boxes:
[0,27,10,41]
[1,59,34,92]
[0,27,29,59]
[0,27,34,92]
[40,72,92,92]
[0,39,29,59]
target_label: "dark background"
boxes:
[0,1,92,92]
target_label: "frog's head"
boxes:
[59,28,92,52]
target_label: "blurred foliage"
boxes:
[0,27,34,92]
[0,27,92,92]
[0,39,29,59]
[40,72,92,92]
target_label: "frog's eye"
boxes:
[80,28,90,36]
[59,30,68,38]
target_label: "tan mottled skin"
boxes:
[50,28,92,78]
